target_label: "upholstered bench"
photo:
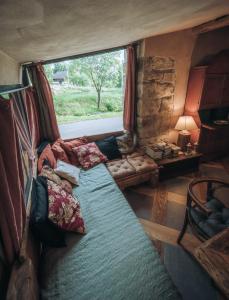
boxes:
[106,153,158,190]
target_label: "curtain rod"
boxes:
[0,85,31,96]
[23,41,140,67]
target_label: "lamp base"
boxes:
[177,131,191,151]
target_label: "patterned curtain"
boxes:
[0,87,40,265]
[27,63,60,142]
[123,45,137,133]
[0,97,26,265]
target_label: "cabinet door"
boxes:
[222,75,229,106]
[200,75,225,109]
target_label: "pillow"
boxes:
[37,141,50,157]
[95,136,122,160]
[54,160,80,185]
[37,144,57,173]
[60,137,88,166]
[39,165,62,185]
[61,179,73,194]
[30,176,66,248]
[116,131,137,154]
[51,139,70,163]
[39,165,73,193]
[73,142,107,170]
[47,180,85,234]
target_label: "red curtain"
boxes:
[25,88,41,151]
[0,98,26,265]
[27,63,60,142]
[0,88,40,265]
[123,45,136,133]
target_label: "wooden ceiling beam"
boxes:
[193,15,229,34]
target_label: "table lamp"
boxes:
[175,115,198,151]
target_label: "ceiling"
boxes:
[0,0,229,63]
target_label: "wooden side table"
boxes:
[194,228,229,298]
[157,153,202,180]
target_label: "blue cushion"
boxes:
[189,197,229,238]
[95,136,122,160]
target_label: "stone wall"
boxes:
[137,56,176,146]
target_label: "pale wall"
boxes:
[0,50,19,85]
[191,26,229,66]
[141,29,197,143]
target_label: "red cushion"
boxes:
[73,142,107,170]
[47,180,85,234]
[51,139,69,163]
[60,137,88,166]
[37,144,57,173]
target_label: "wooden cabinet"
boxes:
[199,125,229,160]
[200,74,225,109]
[222,75,229,106]
[184,50,229,160]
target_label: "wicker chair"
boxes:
[178,178,229,243]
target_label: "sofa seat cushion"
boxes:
[127,155,158,173]
[106,159,136,179]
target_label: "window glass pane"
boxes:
[44,49,125,139]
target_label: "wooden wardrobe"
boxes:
[184,50,229,160]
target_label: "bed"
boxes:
[40,163,180,300]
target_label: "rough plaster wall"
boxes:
[0,50,19,85]
[191,25,229,66]
[137,29,197,145]
[0,0,228,62]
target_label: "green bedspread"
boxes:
[40,164,180,300]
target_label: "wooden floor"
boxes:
[124,157,229,300]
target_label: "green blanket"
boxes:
[40,164,180,300]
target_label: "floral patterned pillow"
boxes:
[60,137,88,166]
[73,142,108,170]
[40,165,62,185]
[47,180,85,234]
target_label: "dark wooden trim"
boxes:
[0,85,31,96]
[193,15,229,34]
[22,41,141,67]
[63,130,124,142]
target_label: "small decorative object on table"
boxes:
[175,115,198,151]
[193,142,199,153]
[170,144,181,157]
[185,142,192,155]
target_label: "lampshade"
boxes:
[175,116,198,131]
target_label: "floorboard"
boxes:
[125,156,229,300]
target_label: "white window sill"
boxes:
[59,116,123,140]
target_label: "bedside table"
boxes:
[157,153,202,180]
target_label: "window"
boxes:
[44,49,126,139]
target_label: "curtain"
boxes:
[0,97,26,265]
[0,87,40,265]
[25,88,40,151]
[27,63,60,142]
[123,45,136,133]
